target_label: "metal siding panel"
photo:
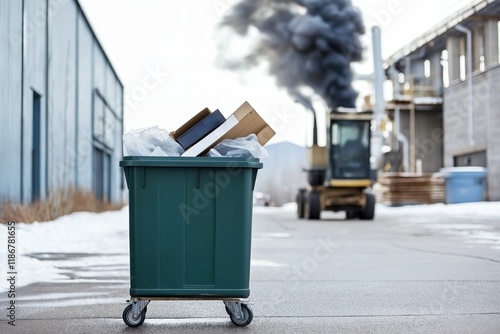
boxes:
[113,82,124,202]
[105,64,116,112]
[94,49,123,203]
[47,0,77,190]
[76,13,93,191]
[93,47,105,201]
[113,73,124,203]
[93,44,105,98]
[23,0,48,202]
[0,0,122,204]
[92,44,104,200]
[0,1,23,202]
[105,76,116,146]
[104,64,118,202]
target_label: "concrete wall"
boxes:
[486,65,500,201]
[443,65,500,200]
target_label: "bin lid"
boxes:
[120,156,263,169]
[439,166,488,177]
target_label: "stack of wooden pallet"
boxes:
[375,173,445,206]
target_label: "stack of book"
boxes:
[170,101,275,157]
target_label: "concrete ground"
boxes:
[1,205,500,333]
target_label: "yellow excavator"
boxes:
[297,108,376,220]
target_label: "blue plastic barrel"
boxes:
[440,167,488,204]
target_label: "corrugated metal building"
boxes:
[0,0,123,204]
[385,0,500,201]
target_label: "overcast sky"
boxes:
[79,0,474,146]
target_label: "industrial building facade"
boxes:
[0,0,124,204]
[385,0,500,201]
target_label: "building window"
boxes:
[459,55,466,81]
[498,21,500,64]
[93,90,116,149]
[459,36,466,81]
[476,26,485,72]
[453,151,486,167]
[93,145,111,201]
[398,72,405,84]
[479,55,485,72]
[92,90,117,202]
[441,50,449,88]
[424,59,431,78]
[94,94,104,143]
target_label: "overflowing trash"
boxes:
[208,134,269,158]
[123,101,275,158]
[123,126,184,157]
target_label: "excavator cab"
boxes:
[329,111,372,183]
[297,109,376,220]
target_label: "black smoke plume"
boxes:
[219,0,365,117]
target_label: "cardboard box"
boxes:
[256,124,276,146]
[182,101,275,157]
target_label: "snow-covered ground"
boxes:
[277,201,500,218]
[0,207,130,293]
[376,201,499,218]
[0,202,499,292]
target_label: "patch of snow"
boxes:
[0,207,129,292]
[376,202,499,219]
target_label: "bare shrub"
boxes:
[0,188,125,224]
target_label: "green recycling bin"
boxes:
[120,156,262,298]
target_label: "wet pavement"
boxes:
[2,206,500,333]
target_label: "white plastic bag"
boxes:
[123,126,184,156]
[207,134,269,158]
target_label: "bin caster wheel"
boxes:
[229,303,253,327]
[123,304,147,327]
